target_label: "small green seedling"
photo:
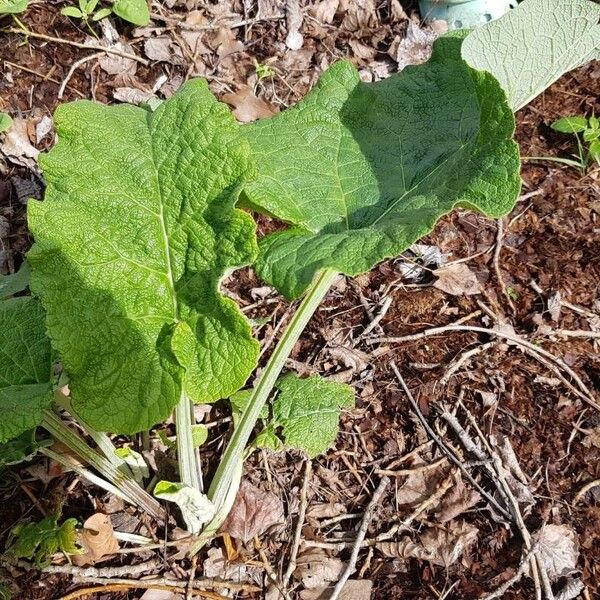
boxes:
[253,60,275,81]
[0,0,28,15]
[550,115,600,169]
[61,0,112,35]
[60,0,149,27]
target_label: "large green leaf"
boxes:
[28,80,259,434]
[0,298,53,443]
[244,36,520,299]
[462,0,600,111]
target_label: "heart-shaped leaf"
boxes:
[28,80,259,434]
[244,36,520,299]
[462,0,600,111]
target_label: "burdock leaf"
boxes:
[244,36,520,299]
[462,0,600,111]
[0,298,53,443]
[28,80,259,434]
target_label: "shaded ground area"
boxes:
[1,1,599,599]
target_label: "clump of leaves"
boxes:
[61,0,112,27]
[550,115,600,169]
[8,514,81,566]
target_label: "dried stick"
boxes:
[282,459,312,588]
[59,584,224,600]
[376,456,448,477]
[44,559,161,578]
[6,27,149,66]
[58,52,104,99]
[440,340,496,385]
[389,362,512,521]
[327,476,390,600]
[68,576,260,594]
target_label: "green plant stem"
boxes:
[39,447,134,506]
[199,268,338,552]
[53,389,135,478]
[41,410,165,521]
[175,394,202,491]
[521,155,584,169]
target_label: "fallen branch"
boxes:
[6,27,149,66]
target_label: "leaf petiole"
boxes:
[41,410,165,521]
[175,393,203,491]
[197,268,339,554]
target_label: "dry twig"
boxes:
[282,459,312,589]
[328,476,390,600]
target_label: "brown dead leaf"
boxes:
[202,546,262,584]
[299,579,372,600]
[376,537,430,560]
[391,20,447,71]
[295,547,345,589]
[222,85,279,123]
[435,474,481,523]
[220,481,284,543]
[530,524,579,581]
[419,521,479,567]
[140,591,183,600]
[582,427,600,449]
[72,513,119,566]
[433,263,481,296]
[311,0,339,24]
[1,118,39,169]
[144,37,185,65]
[307,502,346,520]
[396,458,448,507]
[327,346,370,372]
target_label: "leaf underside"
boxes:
[28,80,259,434]
[0,298,53,443]
[462,0,600,111]
[270,373,355,458]
[244,36,520,299]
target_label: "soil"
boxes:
[1,2,599,599]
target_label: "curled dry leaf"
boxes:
[395,457,449,507]
[391,20,447,71]
[378,521,478,567]
[307,502,346,520]
[220,480,284,543]
[530,524,579,581]
[222,85,279,123]
[435,473,481,523]
[285,0,304,50]
[0,118,39,170]
[433,262,481,296]
[295,547,345,589]
[72,513,119,566]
